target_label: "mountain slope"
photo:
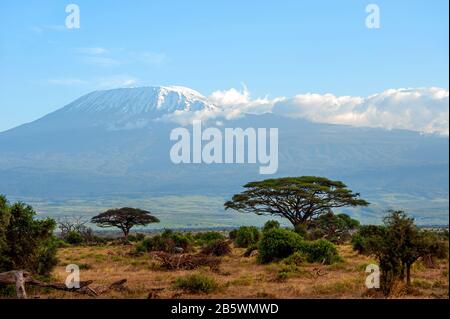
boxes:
[0,86,448,224]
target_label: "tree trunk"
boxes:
[0,270,29,299]
[14,271,27,299]
[406,264,411,286]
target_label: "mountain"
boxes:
[0,86,448,225]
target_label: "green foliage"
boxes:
[262,220,280,233]
[309,213,360,243]
[64,231,85,245]
[258,228,341,264]
[225,176,369,228]
[201,239,231,256]
[162,229,192,249]
[243,243,258,257]
[135,230,192,253]
[257,228,303,263]
[194,231,225,245]
[282,251,307,266]
[127,233,146,242]
[234,226,260,248]
[354,210,449,295]
[300,239,341,264]
[228,229,238,240]
[351,225,384,254]
[91,207,159,238]
[173,274,218,294]
[0,196,58,276]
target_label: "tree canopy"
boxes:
[91,207,159,238]
[0,195,58,275]
[353,210,448,294]
[224,176,369,227]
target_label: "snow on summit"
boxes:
[62,86,217,115]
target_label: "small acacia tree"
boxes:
[353,210,448,295]
[225,176,368,228]
[91,207,159,238]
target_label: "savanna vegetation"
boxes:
[0,176,448,299]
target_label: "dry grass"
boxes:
[30,243,448,299]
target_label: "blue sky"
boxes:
[0,0,448,132]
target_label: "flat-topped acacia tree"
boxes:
[91,207,159,238]
[224,176,369,228]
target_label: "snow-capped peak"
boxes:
[62,86,217,115]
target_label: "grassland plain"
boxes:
[29,243,448,299]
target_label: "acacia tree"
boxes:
[91,207,159,238]
[224,176,369,228]
[353,210,448,294]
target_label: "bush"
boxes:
[127,233,146,242]
[282,251,307,266]
[64,231,85,245]
[229,229,238,240]
[201,239,231,256]
[0,198,58,276]
[262,220,280,233]
[351,225,385,254]
[308,213,360,243]
[294,224,308,238]
[162,230,192,249]
[243,243,258,257]
[300,239,341,264]
[257,228,303,263]
[135,230,193,253]
[234,226,260,248]
[173,274,218,294]
[258,228,341,265]
[194,231,225,245]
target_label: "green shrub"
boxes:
[229,229,238,240]
[282,251,307,266]
[194,231,225,245]
[65,231,85,245]
[135,230,193,253]
[300,239,341,264]
[262,220,280,233]
[294,224,308,238]
[234,226,260,248]
[0,198,58,276]
[127,233,146,242]
[173,274,218,294]
[257,228,303,263]
[243,243,258,257]
[201,239,231,256]
[162,229,192,249]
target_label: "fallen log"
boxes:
[0,270,95,298]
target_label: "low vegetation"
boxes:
[0,175,448,299]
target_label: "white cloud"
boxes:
[76,47,109,55]
[165,86,449,136]
[272,87,449,136]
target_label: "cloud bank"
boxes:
[186,87,448,136]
